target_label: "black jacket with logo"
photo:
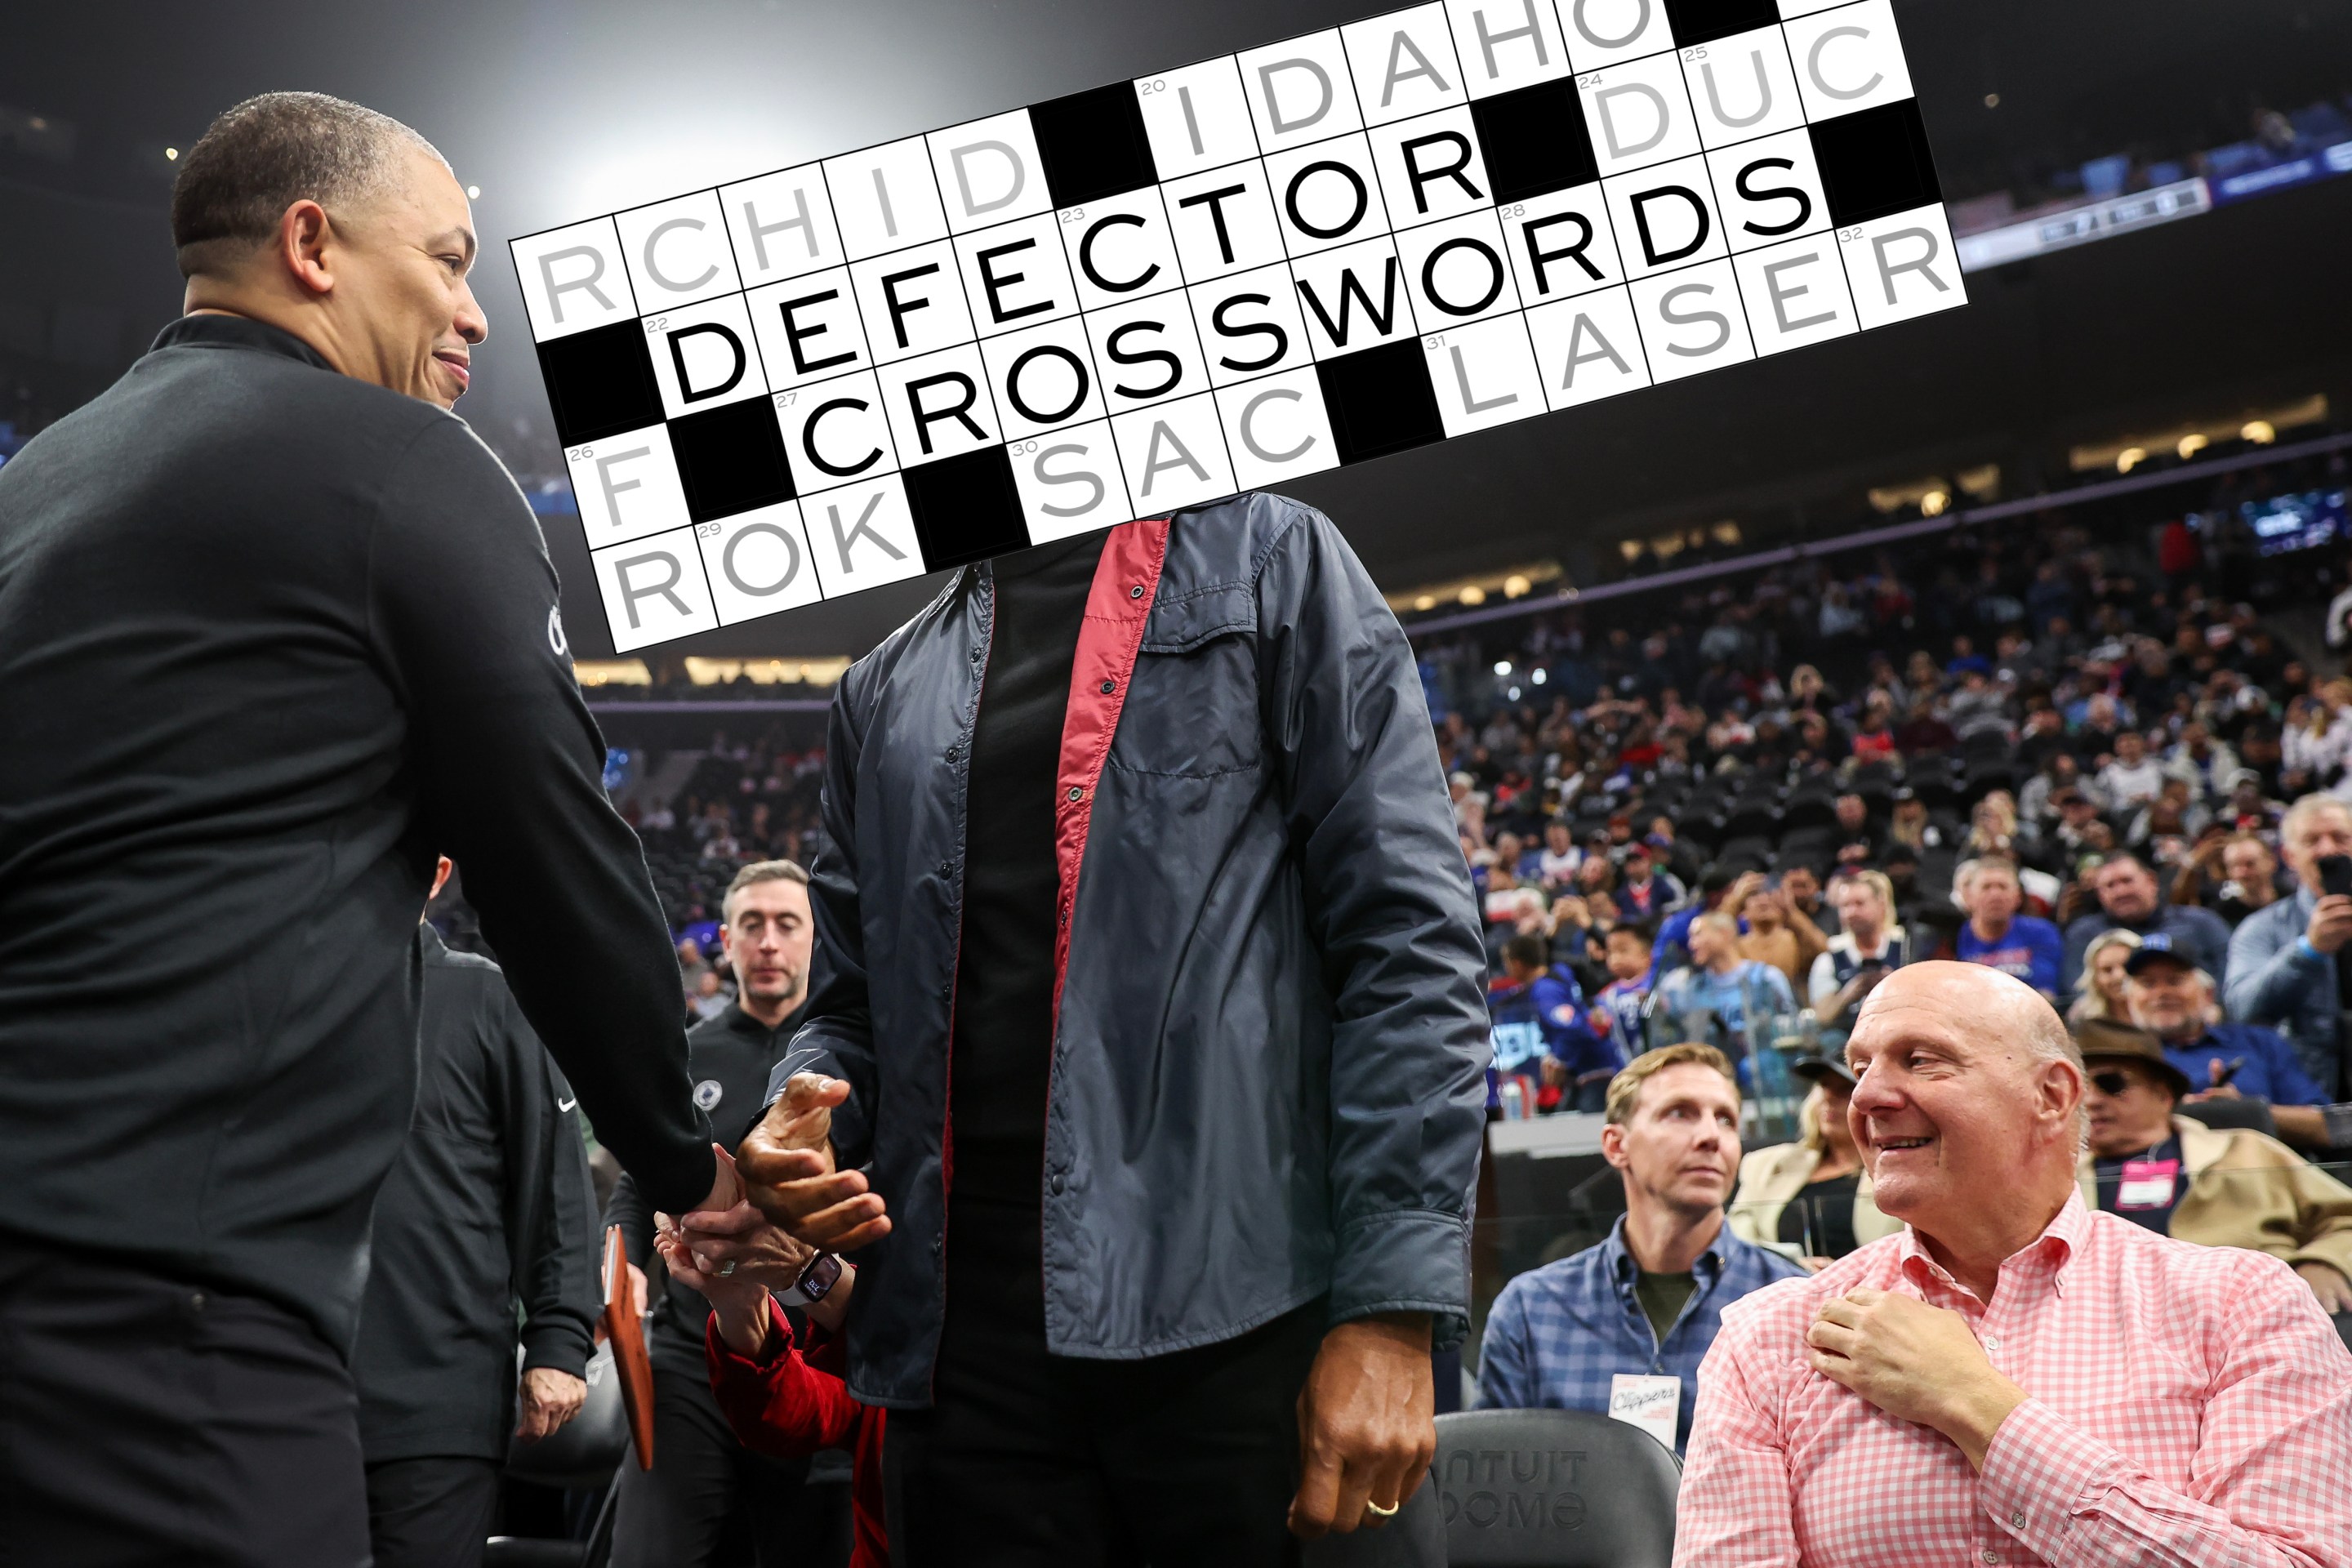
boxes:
[354,928,599,1461]
[0,314,713,1354]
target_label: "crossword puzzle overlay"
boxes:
[514,0,1962,650]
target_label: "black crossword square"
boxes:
[902,446,1029,569]
[1468,78,1598,205]
[670,400,796,523]
[536,321,662,446]
[1664,0,1781,48]
[1811,99,1944,227]
[1316,341,1444,466]
[1031,82,1160,208]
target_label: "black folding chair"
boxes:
[1432,1405,1681,1567]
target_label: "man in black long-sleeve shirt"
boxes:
[605,861,831,1568]
[0,94,722,1565]
[354,861,603,1568]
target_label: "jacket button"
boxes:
[1049,1174,1066,1196]
[938,859,954,876]
[1067,786,1084,801]
[945,745,960,762]
[1129,584,1144,599]
[1099,679,1115,695]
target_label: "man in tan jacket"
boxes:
[2076,1018,2352,1312]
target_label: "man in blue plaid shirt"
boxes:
[1476,1043,1803,1454]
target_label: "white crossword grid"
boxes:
[512,0,1962,651]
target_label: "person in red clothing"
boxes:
[655,1226,888,1568]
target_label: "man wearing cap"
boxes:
[2123,934,2332,1149]
[2076,1019,2352,1313]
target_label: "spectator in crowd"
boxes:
[2065,928,2140,1027]
[2122,937,2331,1149]
[2173,831,2286,924]
[2075,1020,2352,1314]
[1537,821,1580,889]
[2059,850,2233,991]
[1954,857,2064,1000]
[608,862,825,1568]
[688,967,731,1024]
[1730,1054,1896,1267]
[2096,729,2167,812]
[1677,963,2352,1566]
[2229,794,2352,1098]
[1591,922,1659,1068]
[1779,862,1837,937]
[1806,871,1908,1043]
[1476,1045,1802,1453]
[1657,914,1797,1065]
[1655,866,1752,975]
[678,935,711,996]
[1735,881,1828,992]
[1488,933,1610,1113]
[1829,794,1879,865]
[1616,842,1684,920]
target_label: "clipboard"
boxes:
[602,1223,656,1470]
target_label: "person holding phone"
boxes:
[2123,938,2332,1149]
[2226,795,2352,1102]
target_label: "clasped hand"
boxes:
[733,1072,892,1250]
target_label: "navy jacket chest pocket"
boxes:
[1111,586,1262,779]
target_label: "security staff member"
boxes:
[0,94,726,1565]
[354,860,602,1568]
[607,862,828,1568]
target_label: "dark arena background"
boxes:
[3,1,2351,1563]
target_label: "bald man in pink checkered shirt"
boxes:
[1675,961,2352,1568]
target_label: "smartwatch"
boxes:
[777,1250,843,1309]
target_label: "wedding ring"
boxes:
[1365,1499,1400,1517]
[718,1260,737,1276]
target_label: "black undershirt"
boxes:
[950,533,1107,1209]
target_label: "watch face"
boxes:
[799,1252,842,1302]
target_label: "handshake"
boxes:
[658,1071,893,1293]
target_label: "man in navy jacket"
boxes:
[722,497,1490,1565]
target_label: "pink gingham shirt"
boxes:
[1674,1191,2352,1567]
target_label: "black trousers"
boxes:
[885,1194,1325,1568]
[364,1455,501,1568]
[608,1364,818,1568]
[0,1241,369,1567]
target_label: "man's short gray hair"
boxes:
[171,92,445,278]
[2016,987,2091,1156]
[2283,793,2352,849]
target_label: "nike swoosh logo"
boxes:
[558,1097,577,1112]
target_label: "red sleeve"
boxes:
[703,1299,865,1460]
